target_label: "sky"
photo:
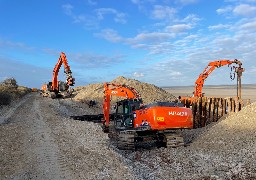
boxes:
[0,0,255,88]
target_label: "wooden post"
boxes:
[239,99,243,111]
[232,98,235,112]
[202,101,207,127]
[215,99,219,122]
[223,98,227,114]
[227,98,231,114]
[196,99,200,128]
[208,98,212,122]
[236,66,244,100]
[198,97,202,127]
[192,101,197,129]
[221,98,224,116]
[212,98,216,122]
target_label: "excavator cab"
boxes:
[114,99,142,129]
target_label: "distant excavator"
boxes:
[180,59,244,104]
[41,52,75,99]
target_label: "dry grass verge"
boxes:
[0,78,31,106]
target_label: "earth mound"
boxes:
[73,76,176,105]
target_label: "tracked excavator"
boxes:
[72,83,193,150]
[41,52,75,99]
[181,59,244,104]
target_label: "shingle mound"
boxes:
[73,76,176,105]
[186,102,256,178]
[191,102,256,150]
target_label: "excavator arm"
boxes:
[103,83,141,131]
[194,59,242,97]
[51,52,75,92]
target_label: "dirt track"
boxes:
[0,94,134,180]
[1,93,256,179]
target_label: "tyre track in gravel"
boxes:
[45,98,137,180]
[28,97,74,180]
[0,93,32,124]
[0,94,75,180]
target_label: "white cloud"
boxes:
[131,0,141,4]
[62,3,73,16]
[233,4,256,16]
[130,0,157,13]
[0,40,35,50]
[0,57,52,88]
[133,72,144,77]
[240,21,256,31]
[95,8,127,24]
[181,14,201,23]
[131,0,156,5]
[130,32,175,42]
[70,52,125,68]
[175,0,198,5]
[216,6,233,14]
[208,24,231,30]
[62,4,99,29]
[95,29,176,45]
[217,4,256,17]
[151,5,176,19]
[165,24,192,33]
[95,29,122,42]
[87,0,97,5]
[63,4,127,29]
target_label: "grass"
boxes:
[0,80,31,106]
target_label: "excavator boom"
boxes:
[194,59,242,97]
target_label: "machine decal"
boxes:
[169,111,188,116]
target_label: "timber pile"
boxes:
[190,97,251,128]
[73,76,176,105]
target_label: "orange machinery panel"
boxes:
[133,104,193,130]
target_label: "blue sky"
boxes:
[0,0,255,88]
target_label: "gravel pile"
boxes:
[73,76,176,105]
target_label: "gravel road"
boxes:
[1,93,255,179]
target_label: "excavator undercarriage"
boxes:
[72,114,186,150]
[110,129,185,150]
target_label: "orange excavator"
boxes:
[41,52,75,99]
[194,59,243,97]
[72,83,193,150]
[181,59,243,104]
